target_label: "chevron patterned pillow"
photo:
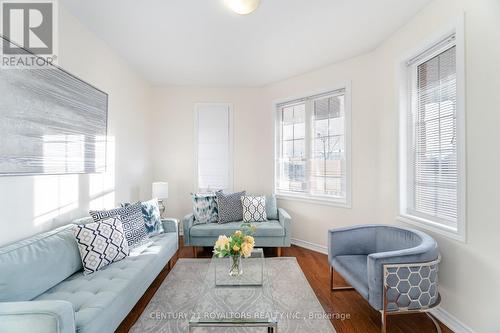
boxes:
[73,216,129,275]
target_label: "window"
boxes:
[275,87,351,206]
[195,103,232,192]
[399,29,465,240]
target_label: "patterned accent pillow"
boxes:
[249,193,278,220]
[241,196,267,222]
[90,202,149,249]
[121,198,164,236]
[192,193,218,225]
[73,216,129,275]
[216,190,246,224]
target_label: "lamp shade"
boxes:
[152,182,169,199]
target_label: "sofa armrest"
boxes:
[182,213,195,245]
[278,208,291,246]
[327,226,378,263]
[0,300,75,333]
[367,245,439,310]
[161,218,179,234]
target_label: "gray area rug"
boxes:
[131,258,336,333]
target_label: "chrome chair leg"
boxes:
[330,266,354,291]
[426,312,442,333]
[381,310,387,333]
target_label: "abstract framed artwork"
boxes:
[0,36,108,176]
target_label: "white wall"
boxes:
[152,54,380,250]
[0,6,153,246]
[261,53,380,252]
[151,86,269,219]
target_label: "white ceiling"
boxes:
[61,0,431,86]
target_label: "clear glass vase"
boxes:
[229,255,243,276]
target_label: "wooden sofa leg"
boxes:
[193,246,197,258]
[277,247,282,257]
[330,266,334,290]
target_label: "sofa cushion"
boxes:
[265,195,278,220]
[90,203,149,249]
[73,216,130,275]
[35,232,178,333]
[72,217,94,225]
[0,224,82,302]
[331,255,369,299]
[190,220,284,237]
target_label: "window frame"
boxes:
[193,103,234,193]
[273,83,352,208]
[397,17,466,242]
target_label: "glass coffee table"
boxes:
[189,249,277,332]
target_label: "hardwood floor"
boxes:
[117,238,452,333]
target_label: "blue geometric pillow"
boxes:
[192,193,218,224]
[216,190,246,224]
[121,198,164,236]
[90,203,149,249]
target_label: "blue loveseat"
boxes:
[183,208,292,256]
[0,217,179,333]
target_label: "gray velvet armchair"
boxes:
[328,225,441,333]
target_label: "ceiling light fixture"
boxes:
[224,0,260,15]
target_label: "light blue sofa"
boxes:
[0,217,179,333]
[183,208,291,256]
[328,225,441,332]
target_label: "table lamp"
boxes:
[152,181,169,218]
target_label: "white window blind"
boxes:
[275,88,350,205]
[407,41,458,227]
[311,93,346,197]
[195,104,232,192]
[277,103,307,193]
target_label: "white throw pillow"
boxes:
[73,216,130,275]
[241,196,267,222]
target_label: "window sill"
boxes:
[397,214,465,242]
[276,193,351,208]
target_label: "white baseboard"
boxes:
[291,238,328,254]
[431,307,475,333]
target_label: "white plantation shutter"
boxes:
[196,104,232,192]
[407,43,458,226]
